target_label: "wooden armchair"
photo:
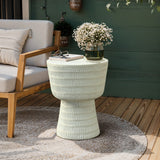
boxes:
[0,20,61,138]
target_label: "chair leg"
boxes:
[8,93,17,138]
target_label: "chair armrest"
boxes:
[16,30,61,92]
[16,46,59,92]
[20,46,58,59]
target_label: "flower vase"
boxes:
[85,43,104,60]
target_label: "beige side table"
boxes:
[47,58,108,140]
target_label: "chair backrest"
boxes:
[0,20,54,67]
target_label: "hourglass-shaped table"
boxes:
[47,58,108,140]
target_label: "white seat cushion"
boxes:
[0,64,49,92]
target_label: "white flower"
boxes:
[72,22,113,51]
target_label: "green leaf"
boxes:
[157,6,160,12]
[117,2,120,8]
[106,3,111,11]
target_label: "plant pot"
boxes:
[70,0,82,11]
[85,43,104,60]
[60,36,69,47]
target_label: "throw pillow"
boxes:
[0,29,29,66]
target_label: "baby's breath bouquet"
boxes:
[72,22,113,51]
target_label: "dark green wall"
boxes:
[30,0,160,99]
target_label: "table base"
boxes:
[57,100,100,140]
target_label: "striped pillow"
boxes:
[0,29,29,66]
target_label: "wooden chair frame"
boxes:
[0,30,61,138]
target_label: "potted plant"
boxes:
[54,12,73,47]
[72,22,113,60]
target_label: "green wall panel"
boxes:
[30,0,160,99]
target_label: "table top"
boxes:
[47,58,108,66]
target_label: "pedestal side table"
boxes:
[47,58,108,140]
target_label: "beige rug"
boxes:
[0,106,147,160]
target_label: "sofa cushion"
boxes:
[0,64,49,92]
[0,20,54,67]
[0,29,29,66]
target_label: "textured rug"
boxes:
[0,106,147,160]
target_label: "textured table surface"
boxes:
[47,58,108,66]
